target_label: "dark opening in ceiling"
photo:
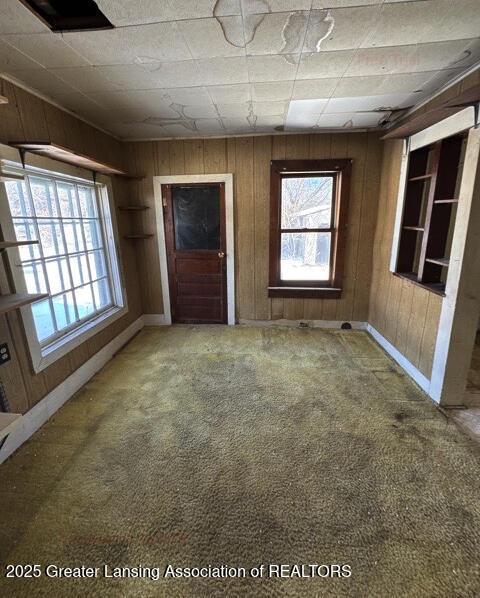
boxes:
[20,0,114,32]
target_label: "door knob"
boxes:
[218,251,225,258]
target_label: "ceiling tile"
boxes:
[291,78,338,99]
[6,68,80,96]
[160,123,202,137]
[286,98,328,128]
[207,83,252,103]
[49,92,104,114]
[247,54,300,82]
[245,11,309,56]
[183,104,219,118]
[0,39,42,71]
[167,0,241,20]
[195,118,226,133]
[63,23,192,66]
[145,57,249,88]
[344,40,479,78]
[316,111,384,127]
[253,101,287,116]
[0,1,49,34]
[220,117,256,132]
[164,87,214,105]
[88,90,181,119]
[51,66,127,93]
[178,17,245,59]
[243,1,312,14]
[332,72,431,97]
[108,122,172,139]
[216,103,251,118]
[96,0,241,26]
[297,50,354,79]
[304,6,382,53]
[312,1,381,6]
[324,93,413,114]
[3,33,89,69]
[361,0,480,49]
[251,80,293,101]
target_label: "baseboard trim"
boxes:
[238,319,367,330]
[366,323,431,394]
[0,316,145,464]
[143,313,169,326]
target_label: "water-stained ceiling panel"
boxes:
[0,0,478,139]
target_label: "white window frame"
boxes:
[0,146,127,373]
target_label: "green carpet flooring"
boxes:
[1,325,479,597]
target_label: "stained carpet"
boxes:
[1,325,479,597]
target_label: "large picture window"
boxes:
[269,159,352,298]
[2,163,125,370]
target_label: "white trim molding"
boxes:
[239,319,367,330]
[143,313,169,326]
[0,316,144,464]
[153,174,235,326]
[429,127,480,406]
[366,324,430,393]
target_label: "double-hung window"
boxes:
[2,163,125,371]
[268,159,352,298]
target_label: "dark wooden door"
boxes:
[163,182,227,324]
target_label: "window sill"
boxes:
[31,304,128,373]
[268,286,342,299]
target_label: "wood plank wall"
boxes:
[125,132,383,323]
[368,70,480,379]
[0,78,142,414]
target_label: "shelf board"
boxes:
[425,257,450,267]
[9,141,138,177]
[0,413,22,442]
[403,225,424,231]
[408,174,433,182]
[434,198,458,204]
[0,240,39,250]
[118,206,149,211]
[0,293,48,314]
[123,234,154,240]
[0,94,8,105]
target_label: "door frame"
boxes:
[153,174,235,326]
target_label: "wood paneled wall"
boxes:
[368,70,480,379]
[0,78,142,414]
[126,132,383,323]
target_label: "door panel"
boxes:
[163,183,227,324]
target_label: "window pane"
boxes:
[30,177,58,217]
[13,220,40,260]
[280,232,331,281]
[38,221,65,257]
[32,299,55,342]
[173,186,220,250]
[88,250,106,280]
[83,220,102,250]
[57,182,80,217]
[78,186,98,218]
[69,254,90,286]
[64,220,85,253]
[281,177,333,229]
[23,263,47,294]
[92,278,111,309]
[75,284,95,319]
[52,292,76,331]
[45,258,71,294]
[5,180,33,216]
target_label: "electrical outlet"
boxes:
[0,343,11,365]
